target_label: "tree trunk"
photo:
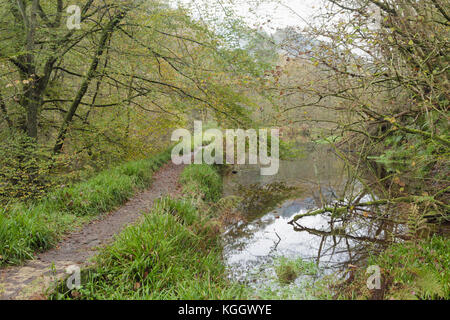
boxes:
[53,11,126,154]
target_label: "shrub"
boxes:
[336,236,450,300]
[0,132,56,203]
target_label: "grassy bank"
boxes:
[180,164,222,203]
[52,163,244,300]
[0,149,172,267]
[334,235,449,300]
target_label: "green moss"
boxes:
[274,257,318,284]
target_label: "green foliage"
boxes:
[314,135,342,145]
[371,236,450,300]
[50,150,172,217]
[279,139,305,160]
[336,236,450,300]
[0,206,57,265]
[0,0,266,203]
[274,257,318,284]
[0,149,172,267]
[51,197,245,300]
[180,164,222,203]
[367,130,446,177]
[0,132,56,203]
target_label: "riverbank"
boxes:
[219,142,450,300]
[44,157,450,300]
[331,235,449,300]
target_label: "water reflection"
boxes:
[222,144,403,291]
[223,144,346,196]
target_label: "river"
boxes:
[221,143,401,298]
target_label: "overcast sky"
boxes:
[234,0,320,30]
[175,0,324,33]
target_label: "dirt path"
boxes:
[0,161,185,300]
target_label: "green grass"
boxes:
[372,236,449,300]
[243,256,322,300]
[51,164,245,300]
[180,164,222,203]
[274,257,318,285]
[0,149,172,267]
[51,198,245,300]
[336,235,450,300]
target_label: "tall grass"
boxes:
[180,164,222,203]
[53,198,244,300]
[52,164,245,300]
[0,149,172,267]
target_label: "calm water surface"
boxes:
[221,144,397,297]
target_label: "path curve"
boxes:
[0,161,185,300]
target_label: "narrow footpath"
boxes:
[0,161,185,300]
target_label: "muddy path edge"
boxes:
[0,161,185,300]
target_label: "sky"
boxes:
[233,0,320,31]
[175,0,323,34]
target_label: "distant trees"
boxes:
[263,0,449,221]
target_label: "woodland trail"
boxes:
[0,161,185,300]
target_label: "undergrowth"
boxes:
[334,235,449,300]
